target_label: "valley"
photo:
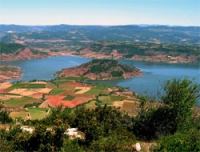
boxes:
[0,24,200,151]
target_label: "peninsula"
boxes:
[0,65,23,82]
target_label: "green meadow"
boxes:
[27,108,48,120]
[8,83,46,90]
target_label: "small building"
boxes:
[20,126,35,134]
[64,128,83,139]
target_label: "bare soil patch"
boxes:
[121,100,140,116]
[9,89,27,94]
[45,94,93,108]
[39,101,49,108]
[9,111,27,120]
[0,82,12,89]
[36,88,52,94]
[45,95,66,107]
[29,93,44,99]
[113,101,124,108]
[0,94,22,100]
[75,87,91,94]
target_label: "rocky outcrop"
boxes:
[55,59,143,80]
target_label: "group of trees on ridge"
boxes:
[0,77,199,151]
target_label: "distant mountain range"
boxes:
[0,24,199,32]
[1,24,199,45]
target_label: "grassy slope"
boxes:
[3,96,40,108]
[28,108,48,120]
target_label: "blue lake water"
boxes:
[2,56,200,104]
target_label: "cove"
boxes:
[2,56,200,104]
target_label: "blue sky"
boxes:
[0,0,199,26]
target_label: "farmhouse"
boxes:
[20,126,35,134]
[64,128,82,139]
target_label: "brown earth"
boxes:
[56,59,143,80]
[79,48,199,63]
[0,42,198,64]
[0,48,49,62]
[0,47,75,62]
[0,65,23,82]
[45,95,92,108]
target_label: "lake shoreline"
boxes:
[1,50,199,64]
[1,55,199,104]
[1,54,199,83]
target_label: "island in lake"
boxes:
[55,59,143,80]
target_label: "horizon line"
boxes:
[0,23,199,27]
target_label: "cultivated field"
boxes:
[0,77,141,120]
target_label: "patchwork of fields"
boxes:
[0,78,140,120]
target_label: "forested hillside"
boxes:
[0,42,25,54]
[0,42,49,61]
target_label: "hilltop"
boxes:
[0,42,49,61]
[55,59,143,80]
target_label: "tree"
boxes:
[153,129,200,152]
[73,105,134,146]
[133,77,200,140]
[161,77,200,130]
[0,107,12,124]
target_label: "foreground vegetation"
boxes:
[0,77,199,151]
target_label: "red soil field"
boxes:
[45,95,90,108]
[29,93,44,99]
[0,89,10,93]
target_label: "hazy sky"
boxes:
[0,0,199,26]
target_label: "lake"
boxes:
[2,56,200,104]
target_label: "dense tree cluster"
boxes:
[0,107,12,124]
[0,42,25,54]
